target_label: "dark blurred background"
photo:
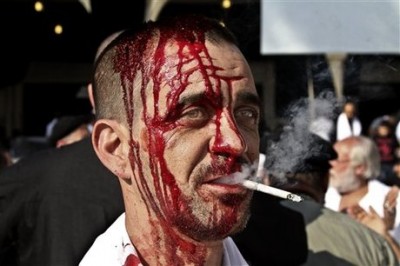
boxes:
[0,0,399,143]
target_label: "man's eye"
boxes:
[184,108,205,119]
[180,107,210,126]
[235,108,259,129]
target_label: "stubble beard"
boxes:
[330,167,361,194]
[167,188,252,242]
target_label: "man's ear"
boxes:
[354,164,366,176]
[92,119,131,181]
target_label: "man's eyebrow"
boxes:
[177,91,260,107]
[178,93,206,106]
[236,91,261,107]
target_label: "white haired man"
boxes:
[325,136,400,243]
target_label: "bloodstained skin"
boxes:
[114,18,247,265]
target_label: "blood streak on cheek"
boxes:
[113,21,243,264]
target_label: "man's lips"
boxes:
[202,174,239,185]
[198,163,257,195]
[200,176,248,195]
[201,183,247,195]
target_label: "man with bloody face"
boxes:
[81,15,260,266]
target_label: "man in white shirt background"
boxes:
[336,100,362,141]
[325,136,400,244]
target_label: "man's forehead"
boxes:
[335,142,352,155]
[165,40,250,73]
[158,39,250,86]
[120,32,254,106]
[162,37,240,58]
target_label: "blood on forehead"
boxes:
[113,20,241,128]
[115,28,246,192]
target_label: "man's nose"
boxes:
[209,111,247,157]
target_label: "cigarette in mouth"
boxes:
[241,180,303,202]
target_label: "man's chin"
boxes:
[214,195,252,237]
[219,191,251,206]
[173,199,251,242]
[188,212,250,242]
[226,210,251,236]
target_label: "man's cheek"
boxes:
[243,135,259,160]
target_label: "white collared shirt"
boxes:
[80,213,248,266]
[336,112,362,141]
[325,180,400,242]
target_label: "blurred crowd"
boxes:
[1,13,400,266]
[0,113,93,171]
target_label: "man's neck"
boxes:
[125,205,225,266]
[338,183,368,212]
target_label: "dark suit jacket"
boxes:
[233,192,308,266]
[0,137,124,266]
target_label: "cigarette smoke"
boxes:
[265,91,340,183]
[213,161,259,185]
